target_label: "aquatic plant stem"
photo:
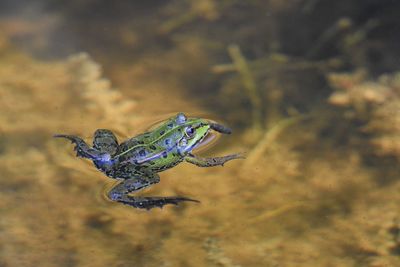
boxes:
[306,18,352,59]
[243,116,303,170]
[228,44,263,131]
[250,201,307,223]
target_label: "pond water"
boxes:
[1,1,400,266]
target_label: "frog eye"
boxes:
[185,126,195,138]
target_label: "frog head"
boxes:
[174,113,232,155]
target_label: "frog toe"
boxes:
[119,196,199,210]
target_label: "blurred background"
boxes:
[1,0,400,266]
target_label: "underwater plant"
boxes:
[328,70,400,158]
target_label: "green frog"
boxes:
[54,113,243,210]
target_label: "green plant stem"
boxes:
[228,44,263,130]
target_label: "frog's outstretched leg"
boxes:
[185,153,244,167]
[108,173,199,210]
[93,129,119,155]
[54,134,111,163]
[118,195,199,210]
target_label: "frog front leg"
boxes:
[185,153,244,167]
[54,134,111,162]
[108,173,199,210]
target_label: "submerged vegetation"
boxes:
[1,0,400,266]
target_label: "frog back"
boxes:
[117,120,187,171]
[119,115,179,150]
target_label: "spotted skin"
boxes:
[54,113,243,210]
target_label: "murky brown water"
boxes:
[1,1,400,266]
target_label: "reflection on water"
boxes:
[1,1,400,266]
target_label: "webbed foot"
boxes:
[107,175,199,210]
[54,134,110,162]
[119,196,200,210]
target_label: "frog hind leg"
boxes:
[108,173,199,210]
[93,129,119,155]
[118,195,199,210]
[54,134,110,162]
[185,153,244,167]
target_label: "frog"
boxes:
[54,113,243,210]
